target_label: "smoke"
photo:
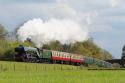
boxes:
[17,18,88,47]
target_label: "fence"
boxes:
[0,62,85,72]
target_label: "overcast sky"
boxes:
[0,0,125,58]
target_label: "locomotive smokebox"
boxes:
[15,45,25,53]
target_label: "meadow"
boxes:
[0,61,125,83]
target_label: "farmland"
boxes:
[0,61,125,83]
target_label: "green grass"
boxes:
[0,61,125,83]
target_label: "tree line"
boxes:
[42,40,112,60]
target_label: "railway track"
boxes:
[88,68,125,70]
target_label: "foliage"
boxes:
[42,39,112,60]
[42,40,62,50]
[0,23,35,60]
[0,24,7,39]
[122,44,125,59]
[0,39,35,60]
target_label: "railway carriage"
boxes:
[52,51,70,64]
[84,56,112,68]
[70,54,84,65]
[84,57,95,65]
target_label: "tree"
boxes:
[100,49,112,60]
[0,24,7,39]
[122,44,125,59]
[42,40,62,51]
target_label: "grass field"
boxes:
[0,61,125,83]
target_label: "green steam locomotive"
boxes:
[15,45,112,68]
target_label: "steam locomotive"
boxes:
[15,45,112,68]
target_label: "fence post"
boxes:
[77,66,79,70]
[60,66,62,70]
[25,65,27,71]
[41,66,43,71]
[14,64,15,71]
[45,66,46,71]
[36,65,37,71]
[0,64,2,71]
[54,66,55,71]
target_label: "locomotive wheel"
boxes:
[22,56,27,62]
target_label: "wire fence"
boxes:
[0,63,85,72]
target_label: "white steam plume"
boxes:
[17,18,88,47]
